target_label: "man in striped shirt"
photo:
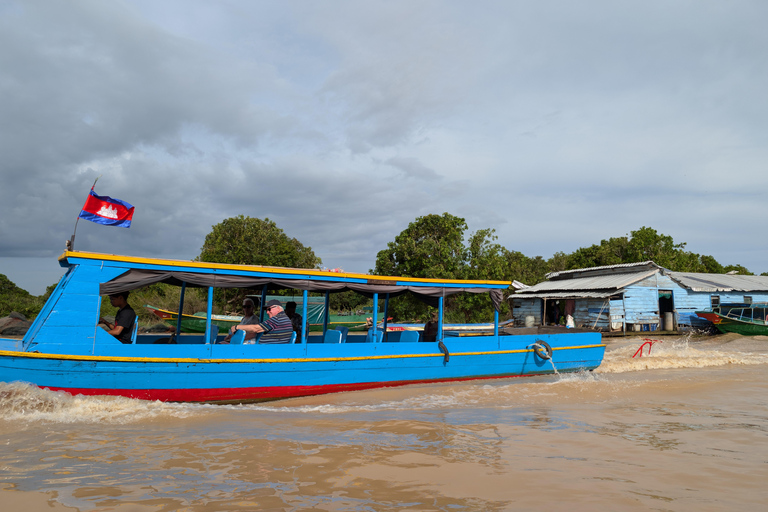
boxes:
[233,299,293,344]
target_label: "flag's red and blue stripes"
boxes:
[79,188,134,227]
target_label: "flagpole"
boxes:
[68,176,101,251]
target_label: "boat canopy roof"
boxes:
[60,251,507,310]
[100,267,505,306]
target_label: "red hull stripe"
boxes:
[44,373,537,403]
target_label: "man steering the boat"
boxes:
[231,299,293,344]
[98,291,136,344]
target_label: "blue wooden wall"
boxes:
[511,271,768,332]
[24,263,129,353]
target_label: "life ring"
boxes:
[532,340,552,360]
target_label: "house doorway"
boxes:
[544,299,562,325]
[658,290,675,330]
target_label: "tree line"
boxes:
[2,213,761,321]
[370,213,763,323]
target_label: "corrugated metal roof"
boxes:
[509,291,614,300]
[546,261,661,280]
[512,259,768,297]
[668,272,768,292]
[514,268,659,294]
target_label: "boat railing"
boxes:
[726,309,750,321]
[725,307,767,324]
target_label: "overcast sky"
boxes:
[1,0,766,295]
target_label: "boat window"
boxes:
[754,309,766,322]
[727,309,743,319]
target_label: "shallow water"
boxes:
[1,334,767,511]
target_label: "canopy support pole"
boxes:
[323,292,331,336]
[438,296,444,341]
[260,285,268,322]
[205,286,214,344]
[383,294,390,342]
[301,289,308,344]
[175,282,186,338]
[372,293,379,342]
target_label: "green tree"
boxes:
[504,252,549,285]
[551,227,754,275]
[0,274,45,318]
[198,215,322,311]
[565,236,629,269]
[199,215,321,268]
[722,264,753,275]
[699,255,725,274]
[373,213,510,323]
[624,227,685,268]
[373,213,466,322]
[451,227,511,322]
[329,290,370,313]
[374,213,466,279]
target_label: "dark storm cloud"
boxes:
[0,0,293,258]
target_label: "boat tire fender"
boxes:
[438,341,450,363]
[532,340,552,360]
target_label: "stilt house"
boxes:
[510,262,768,332]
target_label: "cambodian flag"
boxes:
[78,187,135,228]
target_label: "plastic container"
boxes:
[663,312,674,331]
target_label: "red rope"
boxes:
[632,338,662,358]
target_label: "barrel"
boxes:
[525,315,535,327]
[664,312,675,331]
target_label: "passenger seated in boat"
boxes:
[422,311,438,342]
[285,301,302,342]
[233,299,293,344]
[220,298,260,344]
[98,291,136,344]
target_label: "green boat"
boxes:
[696,304,768,336]
[146,304,372,333]
[145,305,241,334]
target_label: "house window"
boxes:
[711,296,720,307]
[744,296,753,305]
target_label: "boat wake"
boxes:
[2,335,765,422]
[595,334,768,374]
[0,382,197,424]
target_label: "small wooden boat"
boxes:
[695,304,768,335]
[0,251,605,403]
[145,305,372,333]
[145,305,241,333]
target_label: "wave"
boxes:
[595,335,768,374]
[0,382,197,424]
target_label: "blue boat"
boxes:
[0,251,605,403]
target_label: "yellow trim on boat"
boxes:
[58,250,510,286]
[0,344,605,364]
